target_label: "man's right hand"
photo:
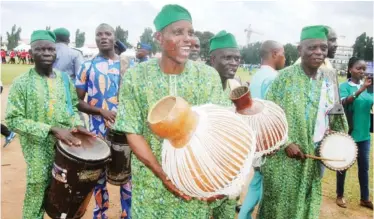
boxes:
[285,143,305,160]
[50,127,82,146]
[162,177,192,201]
[100,109,117,123]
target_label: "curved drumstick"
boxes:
[305,154,345,162]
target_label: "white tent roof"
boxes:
[14,43,31,51]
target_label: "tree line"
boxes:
[2,24,372,65]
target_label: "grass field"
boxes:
[1,64,33,85]
[1,63,373,218]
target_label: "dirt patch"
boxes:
[1,85,372,219]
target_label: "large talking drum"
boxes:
[105,129,132,185]
[147,96,256,198]
[319,132,357,171]
[45,133,111,219]
[229,81,288,157]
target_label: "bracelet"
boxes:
[352,92,357,99]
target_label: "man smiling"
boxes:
[113,4,235,219]
[209,30,241,90]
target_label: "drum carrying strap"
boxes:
[62,71,74,116]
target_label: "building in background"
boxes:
[330,45,353,72]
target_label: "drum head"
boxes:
[320,133,357,171]
[58,133,110,162]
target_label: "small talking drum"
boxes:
[228,82,288,157]
[45,133,111,219]
[148,96,256,198]
[319,132,357,171]
[105,129,132,185]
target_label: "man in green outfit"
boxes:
[209,30,242,90]
[5,30,93,219]
[113,4,236,219]
[258,25,347,219]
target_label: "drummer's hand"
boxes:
[100,109,116,123]
[198,194,226,203]
[104,119,114,129]
[71,126,96,138]
[285,143,305,160]
[51,127,82,146]
[161,177,192,201]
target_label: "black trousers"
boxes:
[1,124,11,137]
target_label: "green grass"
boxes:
[236,66,373,216]
[1,64,32,85]
[1,64,372,218]
[322,142,373,210]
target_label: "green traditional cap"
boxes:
[153,4,192,31]
[53,28,70,38]
[300,25,328,41]
[209,30,238,53]
[30,30,56,43]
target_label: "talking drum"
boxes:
[105,129,132,185]
[45,133,111,219]
[148,96,256,198]
[228,80,288,157]
[319,132,357,171]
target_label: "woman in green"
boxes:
[336,57,373,209]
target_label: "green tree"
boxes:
[140,27,160,55]
[75,29,85,48]
[6,25,22,50]
[194,31,214,60]
[353,32,373,60]
[365,36,373,61]
[284,43,299,66]
[115,26,132,49]
[240,42,261,64]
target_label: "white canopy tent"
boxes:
[13,43,31,51]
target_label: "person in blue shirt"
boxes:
[52,28,84,83]
[249,40,285,98]
[75,23,131,219]
[136,42,151,63]
[238,40,285,219]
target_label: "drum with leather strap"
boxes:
[45,133,111,219]
[105,129,132,185]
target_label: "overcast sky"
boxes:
[1,0,373,47]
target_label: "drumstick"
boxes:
[305,154,345,162]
